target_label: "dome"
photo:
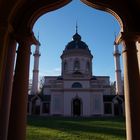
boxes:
[65,32,89,51]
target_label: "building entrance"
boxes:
[72,98,82,116]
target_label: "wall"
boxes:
[63,91,91,116]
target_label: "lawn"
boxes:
[27,116,126,140]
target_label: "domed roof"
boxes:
[65,31,89,51]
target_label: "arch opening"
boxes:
[72,98,82,116]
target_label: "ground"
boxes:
[27,116,126,140]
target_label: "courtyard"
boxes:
[27,116,126,140]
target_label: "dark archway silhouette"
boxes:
[0,1,140,140]
[72,98,82,116]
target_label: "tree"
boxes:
[39,76,45,94]
[110,81,116,95]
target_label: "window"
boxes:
[72,82,82,88]
[53,96,62,112]
[74,60,80,71]
[104,102,112,114]
[42,102,50,114]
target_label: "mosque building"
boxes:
[28,27,124,117]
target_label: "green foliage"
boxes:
[110,82,116,95]
[27,116,126,140]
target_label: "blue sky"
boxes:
[31,0,123,82]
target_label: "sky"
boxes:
[30,0,123,82]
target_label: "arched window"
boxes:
[72,82,82,88]
[74,60,80,71]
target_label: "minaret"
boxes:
[113,41,123,95]
[31,37,41,95]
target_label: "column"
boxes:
[0,35,16,140]
[8,33,34,140]
[122,38,140,140]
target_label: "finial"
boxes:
[36,31,41,46]
[76,21,78,33]
[114,31,117,45]
[114,31,116,40]
[37,31,40,41]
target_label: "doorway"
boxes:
[114,102,123,116]
[72,98,82,116]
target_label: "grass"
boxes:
[27,116,126,140]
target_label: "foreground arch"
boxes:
[0,0,140,140]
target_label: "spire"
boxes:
[113,31,118,46]
[36,31,41,46]
[113,32,119,53]
[73,21,81,41]
[38,31,40,42]
[76,21,78,33]
[114,31,116,40]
